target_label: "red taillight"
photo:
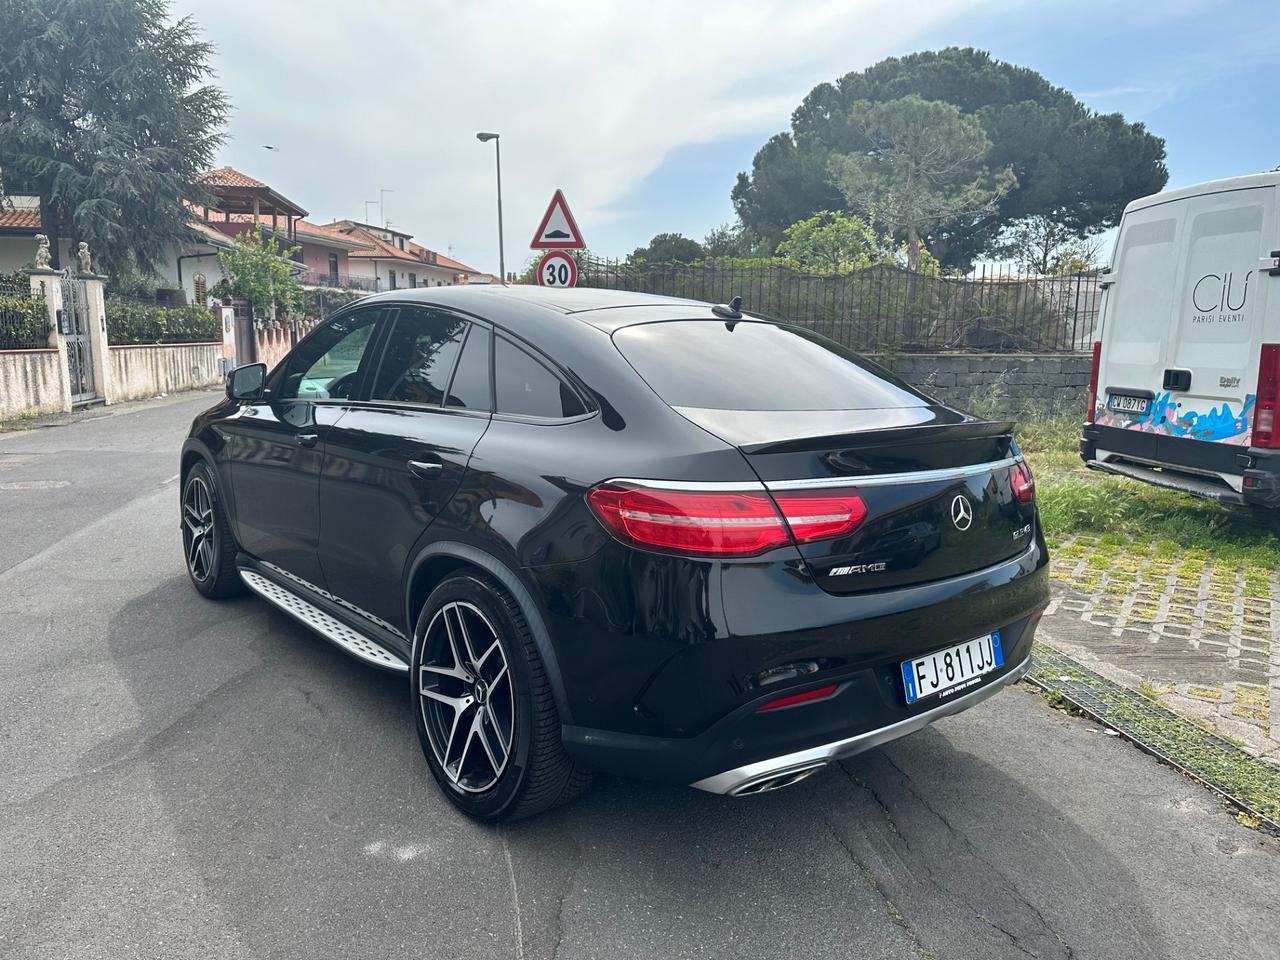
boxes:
[1086,340,1102,422]
[1252,344,1280,449]
[1010,460,1035,503]
[586,484,866,557]
[756,682,840,713]
[773,491,867,543]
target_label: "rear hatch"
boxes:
[612,319,1036,593]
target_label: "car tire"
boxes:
[411,573,591,821]
[181,461,244,599]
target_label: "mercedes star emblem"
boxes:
[950,494,973,531]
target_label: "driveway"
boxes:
[1,392,1277,960]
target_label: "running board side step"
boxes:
[240,569,409,673]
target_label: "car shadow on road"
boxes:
[102,576,1177,960]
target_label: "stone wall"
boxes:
[873,353,1092,418]
[107,342,222,403]
[0,349,69,420]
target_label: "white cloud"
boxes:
[177,0,989,271]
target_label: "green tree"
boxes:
[993,213,1104,275]
[0,0,229,273]
[627,232,704,264]
[774,210,885,271]
[732,47,1167,267]
[216,231,303,318]
[701,221,766,258]
[829,96,1016,273]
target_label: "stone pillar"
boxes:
[27,268,73,414]
[78,273,114,404]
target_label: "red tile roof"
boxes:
[197,166,270,189]
[0,207,40,231]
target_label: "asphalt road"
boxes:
[2,391,1277,960]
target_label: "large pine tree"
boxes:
[0,0,228,273]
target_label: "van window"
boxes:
[613,320,926,410]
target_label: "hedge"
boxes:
[106,301,220,345]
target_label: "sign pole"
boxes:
[495,138,506,284]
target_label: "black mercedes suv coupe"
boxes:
[180,286,1049,821]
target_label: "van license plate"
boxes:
[901,632,1003,705]
[1107,394,1150,415]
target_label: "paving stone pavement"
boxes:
[1039,533,1280,761]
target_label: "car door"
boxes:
[317,304,493,632]
[227,307,385,587]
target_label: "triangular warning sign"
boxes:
[530,189,584,249]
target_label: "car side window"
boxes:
[445,324,492,412]
[369,306,468,406]
[494,334,586,419]
[276,309,381,401]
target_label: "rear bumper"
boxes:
[558,602,1045,789]
[691,651,1033,795]
[1081,423,1280,508]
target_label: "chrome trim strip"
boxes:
[606,477,767,492]
[606,458,1019,495]
[765,457,1020,491]
[690,652,1032,796]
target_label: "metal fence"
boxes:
[0,276,50,350]
[575,258,1102,354]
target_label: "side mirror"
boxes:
[226,362,267,401]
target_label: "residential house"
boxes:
[0,198,46,274]
[1,166,495,302]
[325,220,490,289]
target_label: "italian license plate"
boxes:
[1106,393,1150,415]
[901,632,1004,705]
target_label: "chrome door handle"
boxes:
[408,459,443,477]
[296,432,320,447]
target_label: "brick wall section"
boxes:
[871,353,1093,418]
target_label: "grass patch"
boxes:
[1016,416,1280,572]
[1030,643,1280,828]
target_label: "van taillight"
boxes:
[1086,341,1102,423]
[1252,344,1280,448]
[586,484,866,557]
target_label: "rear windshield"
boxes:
[613,320,927,411]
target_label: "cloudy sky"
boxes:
[177,0,1279,274]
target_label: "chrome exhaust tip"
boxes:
[727,761,828,797]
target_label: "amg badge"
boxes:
[830,562,888,576]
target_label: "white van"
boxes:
[1081,171,1280,507]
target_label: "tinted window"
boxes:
[613,320,926,410]
[494,335,586,419]
[370,306,467,405]
[445,325,491,411]
[277,310,381,401]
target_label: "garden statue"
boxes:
[34,234,51,270]
[76,242,93,274]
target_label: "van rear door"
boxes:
[1097,183,1276,469]
[1164,186,1274,449]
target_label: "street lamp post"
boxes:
[476,132,505,284]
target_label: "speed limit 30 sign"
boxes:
[536,250,577,288]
